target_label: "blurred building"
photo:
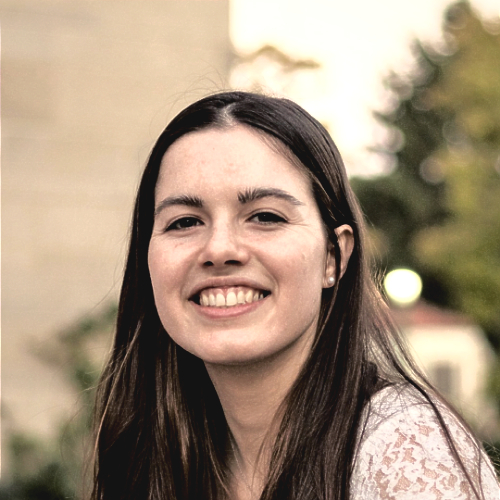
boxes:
[392,301,499,439]
[2,0,231,475]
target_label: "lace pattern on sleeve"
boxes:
[351,386,500,499]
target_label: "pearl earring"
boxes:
[327,276,335,286]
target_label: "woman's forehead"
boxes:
[156,125,313,197]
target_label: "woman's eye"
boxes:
[250,212,287,224]
[165,217,202,231]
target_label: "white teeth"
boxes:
[215,293,225,307]
[226,291,237,306]
[198,287,268,308]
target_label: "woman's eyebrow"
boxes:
[154,194,203,217]
[154,188,304,217]
[238,187,304,206]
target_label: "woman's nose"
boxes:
[199,223,249,267]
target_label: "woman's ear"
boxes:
[323,224,354,287]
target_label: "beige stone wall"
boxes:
[1,0,231,467]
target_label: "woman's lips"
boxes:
[189,286,271,320]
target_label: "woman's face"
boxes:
[148,125,346,367]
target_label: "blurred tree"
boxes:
[230,44,322,99]
[0,304,116,500]
[352,1,500,346]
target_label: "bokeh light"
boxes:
[384,268,423,305]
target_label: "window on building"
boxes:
[431,362,458,399]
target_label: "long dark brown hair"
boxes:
[90,91,485,500]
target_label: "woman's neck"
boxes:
[205,345,310,498]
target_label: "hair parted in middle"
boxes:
[92,91,433,500]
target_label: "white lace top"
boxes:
[351,386,500,499]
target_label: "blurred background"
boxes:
[1,0,500,497]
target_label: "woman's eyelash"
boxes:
[165,217,202,231]
[250,212,287,224]
[165,212,286,231]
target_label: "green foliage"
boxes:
[352,1,500,345]
[0,304,117,500]
[0,435,71,500]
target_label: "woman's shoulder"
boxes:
[351,384,500,499]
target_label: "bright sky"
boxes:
[230,0,500,175]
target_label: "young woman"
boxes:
[91,91,499,499]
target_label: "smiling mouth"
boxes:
[190,286,271,308]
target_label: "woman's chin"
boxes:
[189,340,278,368]
[199,348,269,368]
